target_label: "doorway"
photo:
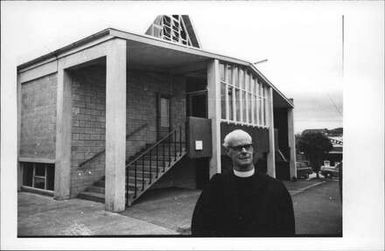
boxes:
[157,94,171,139]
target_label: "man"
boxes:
[191,129,295,237]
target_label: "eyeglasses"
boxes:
[228,144,253,151]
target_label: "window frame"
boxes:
[219,62,269,128]
[21,162,55,192]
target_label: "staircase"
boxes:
[78,126,186,207]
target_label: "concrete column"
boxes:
[267,87,276,178]
[54,67,72,199]
[288,106,297,179]
[207,59,221,178]
[17,76,22,191]
[105,39,127,212]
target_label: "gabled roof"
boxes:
[145,15,201,48]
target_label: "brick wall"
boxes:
[69,66,187,196]
[171,76,187,140]
[70,66,106,197]
[20,74,57,160]
[146,75,190,189]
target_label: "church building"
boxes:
[17,15,296,212]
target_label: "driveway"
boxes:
[18,178,341,236]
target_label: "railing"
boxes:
[78,123,148,167]
[125,125,184,202]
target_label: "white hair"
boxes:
[223,129,252,148]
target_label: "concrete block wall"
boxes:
[125,71,186,158]
[147,75,190,189]
[20,74,57,160]
[70,66,106,197]
[69,66,187,196]
[170,76,187,140]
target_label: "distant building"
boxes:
[299,127,343,168]
[17,15,295,212]
[327,136,343,166]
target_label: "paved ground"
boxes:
[293,179,342,236]
[18,193,177,236]
[18,177,341,236]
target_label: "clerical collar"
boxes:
[233,168,255,178]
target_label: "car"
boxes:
[320,161,340,178]
[296,162,313,179]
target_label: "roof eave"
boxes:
[17,27,294,108]
[17,28,112,71]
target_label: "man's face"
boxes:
[226,135,254,171]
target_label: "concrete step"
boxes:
[141,159,171,165]
[128,169,162,178]
[127,165,168,173]
[127,176,150,186]
[142,153,183,161]
[86,185,105,194]
[78,191,105,203]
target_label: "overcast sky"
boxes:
[1,1,384,249]
[2,1,383,133]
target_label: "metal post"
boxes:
[174,131,177,159]
[179,126,182,155]
[134,163,137,198]
[163,143,166,172]
[149,150,152,183]
[142,157,145,190]
[156,146,159,178]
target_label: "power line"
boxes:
[326,93,343,116]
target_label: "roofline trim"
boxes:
[17,27,293,107]
[17,28,112,71]
[110,28,250,66]
[248,64,294,108]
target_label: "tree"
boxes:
[296,132,333,178]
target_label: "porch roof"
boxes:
[17,27,293,108]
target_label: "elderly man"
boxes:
[191,129,295,236]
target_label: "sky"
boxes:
[1,1,384,250]
[1,1,382,133]
[0,1,354,133]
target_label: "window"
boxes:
[22,162,55,191]
[161,15,193,46]
[219,62,269,127]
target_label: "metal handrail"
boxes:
[79,123,148,167]
[126,128,178,168]
[126,125,185,203]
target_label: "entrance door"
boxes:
[157,95,171,139]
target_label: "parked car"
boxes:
[320,161,340,178]
[296,162,313,179]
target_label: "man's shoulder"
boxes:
[258,173,289,194]
[208,173,227,185]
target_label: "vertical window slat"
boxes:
[255,78,260,126]
[232,67,236,121]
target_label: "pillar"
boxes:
[207,59,221,178]
[54,67,72,199]
[105,39,127,212]
[267,87,276,178]
[17,76,22,191]
[288,106,297,179]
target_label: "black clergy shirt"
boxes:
[191,170,295,237]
